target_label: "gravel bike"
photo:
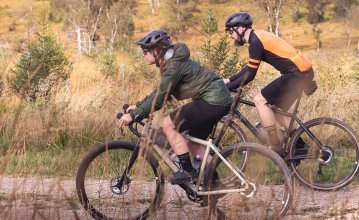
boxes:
[76,103,293,219]
[213,86,359,191]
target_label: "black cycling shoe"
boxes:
[170,169,198,185]
[293,137,309,166]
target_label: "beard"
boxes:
[234,38,246,46]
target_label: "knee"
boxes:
[253,93,267,107]
[162,116,175,134]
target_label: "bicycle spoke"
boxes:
[207,143,292,219]
[76,141,162,220]
[291,118,359,190]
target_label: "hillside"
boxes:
[0,0,358,52]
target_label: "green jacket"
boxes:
[132,43,232,119]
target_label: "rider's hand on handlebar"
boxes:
[125,105,136,113]
[118,113,133,128]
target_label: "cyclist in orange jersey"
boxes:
[223,12,315,155]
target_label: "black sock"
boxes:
[177,152,194,172]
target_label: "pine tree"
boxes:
[198,10,243,78]
[9,31,70,101]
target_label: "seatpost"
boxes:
[213,87,243,146]
[288,92,303,135]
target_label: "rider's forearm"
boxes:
[136,92,155,107]
[226,68,256,90]
[133,71,181,118]
[229,68,245,82]
[132,90,168,119]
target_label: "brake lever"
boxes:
[123,104,129,113]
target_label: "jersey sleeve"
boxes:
[246,39,264,73]
[226,40,264,90]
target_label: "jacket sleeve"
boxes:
[131,62,182,119]
[136,92,155,107]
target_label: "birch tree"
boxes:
[306,0,326,51]
[162,0,199,41]
[51,0,137,53]
[334,0,358,47]
[253,0,284,36]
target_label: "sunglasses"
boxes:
[142,49,151,55]
[227,27,238,35]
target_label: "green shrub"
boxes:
[9,32,71,101]
[98,49,119,78]
[292,9,306,23]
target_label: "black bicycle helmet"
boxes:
[135,30,172,50]
[225,12,253,31]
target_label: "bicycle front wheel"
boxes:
[205,143,293,220]
[289,117,359,191]
[76,141,164,220]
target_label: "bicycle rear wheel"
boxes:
[214,117,248,148]
[289,117,359,190]
[76,141,164,219]
[204,143,293,220]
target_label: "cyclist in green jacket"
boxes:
[118,30,232,184]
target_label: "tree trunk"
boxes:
[109,18,118,49]
[347,27,351,48]
[149,0,155,14]
[274,0,282,36]
[88,7,102,53]
[76,26,82,53]
[265,0,273,33]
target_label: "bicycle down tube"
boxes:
[131,121,254,197]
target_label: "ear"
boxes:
[151,49,158,56]
[238,26,244,33]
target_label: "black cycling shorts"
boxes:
[261,68,314,111]
[170,99,231,140]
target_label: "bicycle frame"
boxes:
[142,121,255,197]
[115,114,257,201]
[216,87,327,162]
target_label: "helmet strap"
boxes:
[151,48,167,75]
[234,27,248,46]
[153,47,168,74]
[159,57,165,75]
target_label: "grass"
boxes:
[0,0,358,218]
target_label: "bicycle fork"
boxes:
[116,140,141,190]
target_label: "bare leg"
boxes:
[253,93,277,128]
[163,116,189,155]
[275,113,291,130]
[253,93,282,153]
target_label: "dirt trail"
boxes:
[0,175,358,219]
